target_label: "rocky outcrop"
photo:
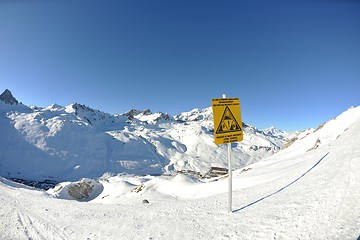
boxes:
[67,178,103,200]
[0,89,19,105]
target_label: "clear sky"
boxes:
[0,0,359,131]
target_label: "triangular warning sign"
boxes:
[216,106,242,134]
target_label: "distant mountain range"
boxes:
[0,89,304,182]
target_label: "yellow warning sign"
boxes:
[216,106,242,134]
[212,98,243,144]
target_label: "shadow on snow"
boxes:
[233,152,330,213]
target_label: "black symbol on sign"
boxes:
[216,106,242,134]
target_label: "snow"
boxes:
[0,100,288,182]
[0,106,359,239]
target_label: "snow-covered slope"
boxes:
[277,106,360,158]
[0,90,290,182]
[0,105,359,239]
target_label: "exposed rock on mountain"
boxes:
[0,89,19,105]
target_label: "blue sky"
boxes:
[0,0,359,131]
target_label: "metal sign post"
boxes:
[212,94,243,213]
[223,94,232,213]
[227,129,232,213]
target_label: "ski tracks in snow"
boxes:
[16,209,63,240]
[0,187,72,240]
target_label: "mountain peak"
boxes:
[0,89,19,105]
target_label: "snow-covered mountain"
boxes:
[261,126,297,140]
[0,89,293,182]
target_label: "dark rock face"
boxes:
[0,89,19,105]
